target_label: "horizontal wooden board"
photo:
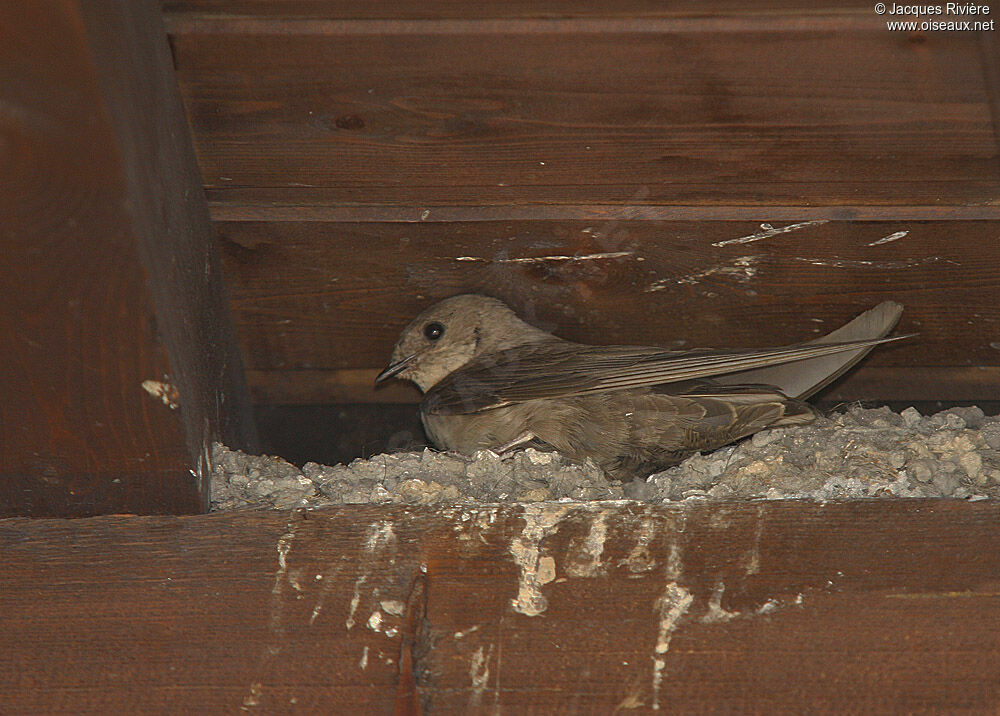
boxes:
[163,1,880,21]
[3,500,999,712]
[245,366,1000,407]
[216,220,1000,398]
[167,23,999,209]
[204,195,1000,223]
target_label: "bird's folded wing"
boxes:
[423,333,908,415]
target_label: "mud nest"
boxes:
[212,405,1000,510]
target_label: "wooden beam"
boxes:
[244,366,1000,406]
[0,1,256,517]
[211,220,999,406]
[2,501,998,712]
[165,16,998,209]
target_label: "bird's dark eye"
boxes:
[424,322,444,341]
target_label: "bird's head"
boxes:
[375,294,549,392]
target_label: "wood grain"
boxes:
[2,501,999,712]
[162,1,880,22]
[167,22,999,210]
[82,1,259,463]
[157,1,1000,414]
[216,220,1000,390]
[0,2,254,516]
[245,367,1000,407]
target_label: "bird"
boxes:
[376,294,906,480]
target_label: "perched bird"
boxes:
[376,295,905,480]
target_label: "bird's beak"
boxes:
[375,353,417,384]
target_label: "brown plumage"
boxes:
[376,295,905,480]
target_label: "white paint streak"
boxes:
[509,504,571,616]
[455,251,634,264]
[646,255,759,292]
[712,220,828,247]
[794,255,938,269]
[651,582,694,711]
[565,512,609,578]
[867,230,909,246]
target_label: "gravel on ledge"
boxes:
[211,405,1000,510]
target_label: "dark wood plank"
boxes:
[2,501,999,713]
[167,24,999,209]
[162,1,879,21]
[245,366,1000,407]
[204,195,1000,222]
[216,220,999,403]
[0,1,255,517]
[80,2,259,457]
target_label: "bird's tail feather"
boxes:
[714,301,904,399]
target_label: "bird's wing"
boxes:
[422,331,908,415]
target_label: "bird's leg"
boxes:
[493,431,537,457]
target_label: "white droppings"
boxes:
[757,599,781,615]
[566,512,609,578]
[367,610,384,632]
[664,540,683,581]
[141,379,180,409]
[309,563,345,625]
[746,505,765,575]
[359,646,369,671]
[380,599,405,616]
[454,624,482,640]
[625,517,658,573]
[701,581,740,623]
[509,504,571,616]
[867,230,909,246]
[419,209,430,220]
[651,582,694,711]
[346,522,397,630]
[243,521,298,709]
[345,576,365,631]
[712,220,828,247]
[469,644,494,709]
[242,682,263,710]
[275,530,294,572]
